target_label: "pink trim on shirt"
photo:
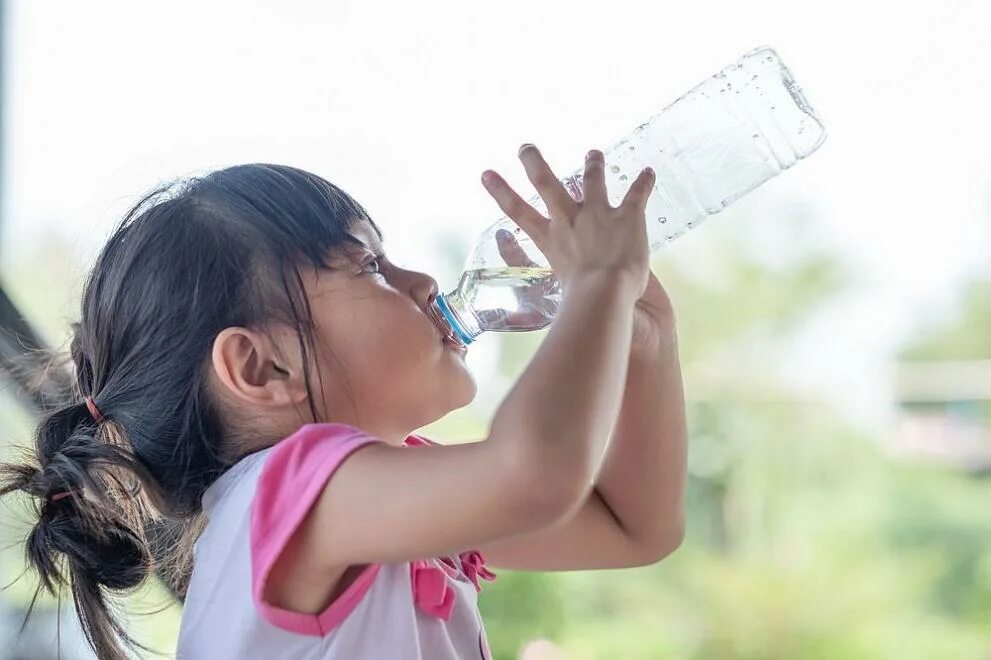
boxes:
[250,423,381,636]
[404,434,435,447]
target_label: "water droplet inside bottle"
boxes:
[610,165,620,173]
[628,145,635,151]
[752,74,758,81]
[770,105,776,110]
[618,174,628,182]
[667,234,675,241]
[765,55,773,63]
[658,217,668,224]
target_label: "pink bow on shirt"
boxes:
[459,550,497,592]
[410,551,497,621]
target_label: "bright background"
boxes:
[2,1,990,658]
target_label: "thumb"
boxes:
[496,230,540,268]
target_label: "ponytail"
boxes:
[1,398,161,660]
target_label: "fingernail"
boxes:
[644,167,655,177]
[518,143,535,156]
[481,170,495,184]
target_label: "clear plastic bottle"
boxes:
[428,46,827,346]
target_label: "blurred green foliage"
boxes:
[455,214,991,659]
[901,280,991,361]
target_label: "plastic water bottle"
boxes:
[429,46,826,346]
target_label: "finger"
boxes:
[477,307,553,331]
[581,149,608,207]
[517,144,578,219]
[496,229,540,269]
[477,307,511,329]
[620,167,656,211]
[481,170,550,245]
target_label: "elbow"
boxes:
[656,518,686,560]
[630,516,686,567]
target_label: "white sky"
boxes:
[2,0,990,428]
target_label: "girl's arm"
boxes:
[478,337,687,570]
[478,273,687,570]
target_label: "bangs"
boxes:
[197,163,383,269]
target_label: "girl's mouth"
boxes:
[427,299,468,351]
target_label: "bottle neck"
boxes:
[428,291,481,346]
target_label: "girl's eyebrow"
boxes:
[350,234,386,256]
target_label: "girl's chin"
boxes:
[447,369,477,407]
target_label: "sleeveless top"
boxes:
[176,423,495,659]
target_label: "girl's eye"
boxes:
[361,258,383,275]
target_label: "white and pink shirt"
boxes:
[177,423,496,659]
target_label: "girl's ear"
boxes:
[210,326,309,410]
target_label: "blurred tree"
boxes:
[901,279,991,361]
[893,276,991,640]
[476,209,991,658]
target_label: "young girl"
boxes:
[1,145,687,659]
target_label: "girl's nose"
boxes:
[409,270,440,307]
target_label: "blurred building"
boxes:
[893,360,991,472]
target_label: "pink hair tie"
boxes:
[49,491,76,503]
[84,396,105,423]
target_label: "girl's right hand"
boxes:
[481,144,655,301]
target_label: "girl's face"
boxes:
[301,219,476,441]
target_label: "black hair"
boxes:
[0,163,380,659]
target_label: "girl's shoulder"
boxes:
[204,423,435,516]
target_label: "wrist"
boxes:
[563,269,643,306]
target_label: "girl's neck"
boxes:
[261,405,417,449]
